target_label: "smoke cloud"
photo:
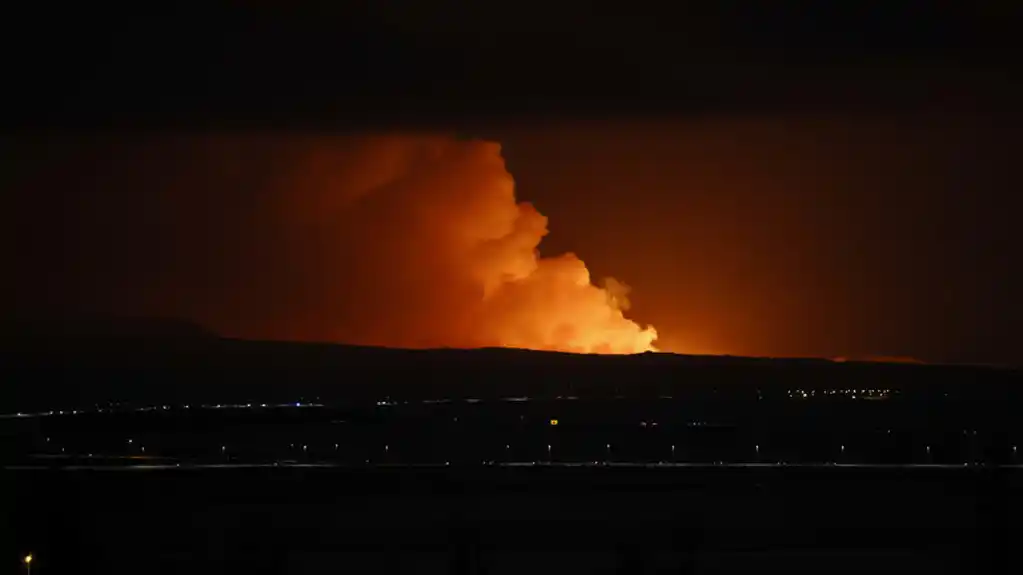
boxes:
[213,134,658,354]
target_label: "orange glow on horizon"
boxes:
[280,135,659,355]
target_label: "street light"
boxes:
[24,554,32,575]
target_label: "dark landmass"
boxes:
[2,316,1021,469]
[1,318,1019,412]
[2,318,1019,573]
[6,465,1016,574]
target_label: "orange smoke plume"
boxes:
[268,135,657,354]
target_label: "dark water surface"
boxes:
[4,466,1017,574]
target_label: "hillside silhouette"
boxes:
[1,316,1018,412]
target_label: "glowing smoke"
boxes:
[260,134,657,354]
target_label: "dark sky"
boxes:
[2,5,1020,364]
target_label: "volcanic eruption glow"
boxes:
[286,135,658,354]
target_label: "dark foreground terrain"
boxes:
[4,466,1018,574]
[2,324,1021,573]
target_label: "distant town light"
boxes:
[549,419,558,426]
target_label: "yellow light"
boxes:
[24,555,32,564]
[549,419,558,426]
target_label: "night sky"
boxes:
[2,5,1019,365]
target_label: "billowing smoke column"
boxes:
[277,135,658,354]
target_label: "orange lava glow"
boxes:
[282,135,658,354]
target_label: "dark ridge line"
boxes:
[2,333,1019,373]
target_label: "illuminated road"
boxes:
[0,388,902,420]
[6,461,1023,471]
